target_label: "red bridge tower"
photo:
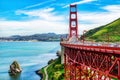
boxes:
[69,4,78,39]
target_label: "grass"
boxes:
[85,18,120,42]
[92,29,107,37]
[46,57,64,80]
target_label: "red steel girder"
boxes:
[63,46,120,80]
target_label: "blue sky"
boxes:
[0,0,120,37]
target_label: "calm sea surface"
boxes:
[0,42,60,80]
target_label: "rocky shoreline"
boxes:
[35,70,44,80]
[36,50,63,80]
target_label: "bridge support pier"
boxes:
[61,46,65,64]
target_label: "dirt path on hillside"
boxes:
[44,65,49,80]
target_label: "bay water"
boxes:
[0,42,60,80]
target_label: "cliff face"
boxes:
[85,18,120,42]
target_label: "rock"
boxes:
[8,61,22,75]
[35,70,43,80]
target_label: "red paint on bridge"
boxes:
[68,5,78,39]
[60,4,120,80]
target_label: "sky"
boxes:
[0,0,120,37]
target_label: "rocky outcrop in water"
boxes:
[8,61,22,75]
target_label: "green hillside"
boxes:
[37,57,64,80]
[47,57,64,80]
[85,18,120,42]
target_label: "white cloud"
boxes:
[79,4,120,24]
[23,0,56,9]
[77,5,120,34]
[0,19,68,37]
[72,0,96,5]
[0,8,67,37]
[63,0,96,8]
[102,5,120,12]
[16,8,65,21]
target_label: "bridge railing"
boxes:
[61,40,120,48]
[60,41,120,55]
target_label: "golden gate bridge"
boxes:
[60,4,120,80]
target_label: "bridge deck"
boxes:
[61,42,120,55]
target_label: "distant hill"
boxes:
[85,18,120,42]
[0,33,67,41]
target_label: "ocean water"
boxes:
[0,42,60,80]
